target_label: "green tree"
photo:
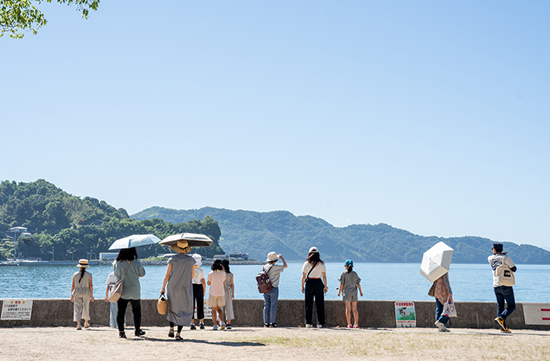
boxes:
[1,0,100,39]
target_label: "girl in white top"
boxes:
[190,254,206,330]
[301,247,328,327]
[71,259,94,330]
[207,259,226,330]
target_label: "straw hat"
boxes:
[76,259,89,268]
[171,240,191,254]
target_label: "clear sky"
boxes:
[2,1,549,249]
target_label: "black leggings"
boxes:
[170,322,183,333]
[193,283,204,320]
[304,278,325,325]
[117,298,141,332]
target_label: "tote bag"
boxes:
[109,262,130,303]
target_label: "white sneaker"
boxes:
[317,324,323,328]
[220,322,226,330]
[435,320,449,332]
[212,325,218,331]
[305,324,313,328]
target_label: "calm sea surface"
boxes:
[1,262,548,302]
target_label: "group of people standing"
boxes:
[70,242,518,336]
[262,246,363,329]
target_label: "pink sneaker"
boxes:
[347,324,352,328]
[353,324,359,328]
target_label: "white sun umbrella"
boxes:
[108,234,162,250]
[159,233,213,248]
[420,241,454,282]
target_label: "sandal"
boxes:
[76,325,82,330]
[168,329,174,338]
[84,323,90,328]
[175,334,182,341]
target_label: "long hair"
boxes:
[307,252,322,265]
[211,259,223,271]
[116,247,138,262]
[347,265,353,273]
[221,259,231,274]
[78,267,86,282]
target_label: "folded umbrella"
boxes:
[420,241,454,282]
[108,234,162,250]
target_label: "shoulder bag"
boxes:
[109,261,130,303]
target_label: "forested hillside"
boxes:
[133,206,550,264]
[0,180,223,260]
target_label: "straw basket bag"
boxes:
[157,294,167,315]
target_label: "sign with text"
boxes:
[1,299,33,320]
[395,301,416,327]
[523,303,550,325]
[195,301,213,320]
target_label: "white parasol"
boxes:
[108,234,162,250]
[420,241,454,282]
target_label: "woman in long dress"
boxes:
[161,240,195,341]
[221,259,235,329]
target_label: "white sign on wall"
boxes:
[195,301,213,320]
[395,301,416,327]
[1,299,33,320]
[523,303,550,326]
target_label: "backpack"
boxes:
[256,265,273,293]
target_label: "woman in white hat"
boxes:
[70,259,94,330]
[161,240,195,340]
[301,247,328,328]
[190,253,206,330]
[262,252,287,327]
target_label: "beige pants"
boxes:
[73,294,91,321]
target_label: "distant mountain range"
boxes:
[132,206,550,264]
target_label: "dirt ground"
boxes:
[0,325,548,361]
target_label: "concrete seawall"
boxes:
[1,299,547,330]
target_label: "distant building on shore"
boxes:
[99,253,118,261]
[213,253,249,261]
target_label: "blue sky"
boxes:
[2,1,549,249]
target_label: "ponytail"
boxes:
[78,268,86,282]
[347,265,353,273]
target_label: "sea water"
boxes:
[0,262,548,302]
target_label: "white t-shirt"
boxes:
[106,272,116,297]
[488,254,516,287]
[192,267,205,285]
[264,264,284,288]
[301,261,326,279]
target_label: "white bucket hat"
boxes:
[192,253,202,266]
[266,252,279,262]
